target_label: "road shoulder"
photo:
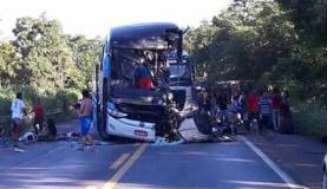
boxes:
[245,131,326,189]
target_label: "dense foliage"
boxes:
[184,0,326,137]
[0,15,102,117]
[185,0,326,105]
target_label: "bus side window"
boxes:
[111,50,119,79]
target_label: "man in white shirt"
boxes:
[11,92,26,148]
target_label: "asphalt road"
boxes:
[0,134,310,189]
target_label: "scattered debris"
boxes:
[153,137,169,146]
[65,131,81,139]
[218,135,234,142]
[152,137,185,146]
[18,131,37,144]
[93,140,112,145]
[13,147,25,152]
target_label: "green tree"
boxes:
[66,35,102,89]
[11,15,81,91]
[0,15,102,119]
[186,0,326,104]
[0,42,17,87]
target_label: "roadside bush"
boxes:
[291,100,327,139]
[0,87,80,126]
[0,88,15,116]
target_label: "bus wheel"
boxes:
[97,111,112,141]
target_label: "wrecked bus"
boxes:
[96,23,197,142]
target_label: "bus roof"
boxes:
[109,23,181,49]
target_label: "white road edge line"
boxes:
[239,136,309,189]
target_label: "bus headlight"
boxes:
[107,102,127,118]
[168,92,174,101]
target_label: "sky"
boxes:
[0,0,232,40]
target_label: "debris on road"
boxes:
[18,131,37,143]
[150,118,237,145]
[152,137,185,146]
[65,131,81,139]
[13,147,25,152]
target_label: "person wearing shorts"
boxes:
[11,92,26,148]
[78,89,93,145]
[80,116,92,137]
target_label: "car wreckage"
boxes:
[95,23,213,143]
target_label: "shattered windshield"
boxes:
[111,48,170,89]
[169,64,191,79]
[170,64,187,78]
[169,63,192,86]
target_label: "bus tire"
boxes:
[97,109,112,141]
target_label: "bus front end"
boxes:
[97,23,184,142]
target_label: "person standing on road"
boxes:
[247,90,259,130]
[259,91,272,131]
[78,89,93,146]
[271,87,282,131]
[238,91,247,122]
[11,92,26,149]
[279,90,293,134]
[31,98,45,136]
[232,94,242,113]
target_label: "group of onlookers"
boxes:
[198,86,294,134]
[7,92,57,151]
[5,89,93,151]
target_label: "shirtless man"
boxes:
[78,89,93,145]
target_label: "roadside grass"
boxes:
[291,101,326,139]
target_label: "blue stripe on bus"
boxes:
[103,34,111,79]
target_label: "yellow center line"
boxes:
[102,143,148,189]
[85,185,101,189]
[109,153,130,170]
